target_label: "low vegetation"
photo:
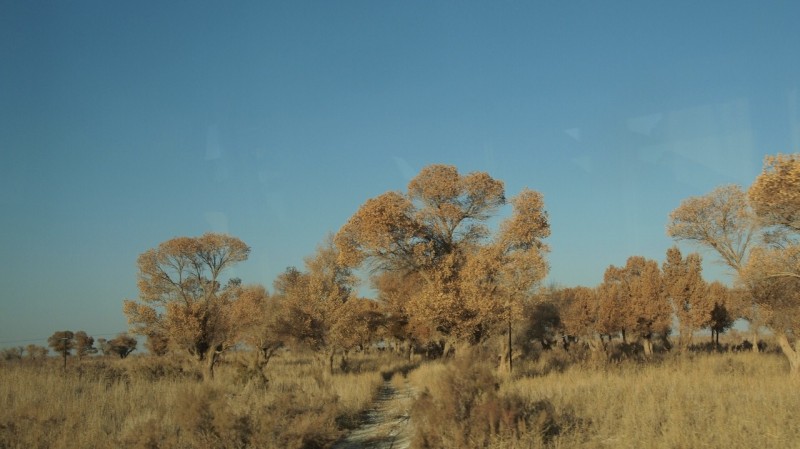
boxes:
[408,347,800,449]
[0,350,406,449]
[4,344,797,449]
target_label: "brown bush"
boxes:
[411,353,565,448]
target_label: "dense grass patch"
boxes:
[3,349,798,448]
[0,350,406,449]
[408,350,800,449]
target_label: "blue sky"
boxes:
[1,1,798,346]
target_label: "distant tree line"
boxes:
[1,330,137,362]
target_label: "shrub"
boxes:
[410,353,565,448]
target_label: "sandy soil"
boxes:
[332,376,416,449]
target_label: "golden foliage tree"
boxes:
[601,257,670,356]
[144,331,169,356]
[47,331,74,358]
[271,237,369,373]
[123,233,251,379]
[101,333,138,359]
[661,247,707,349]
[560,286,603,350]
[24,344,48,360]
[700,281,736,347]
[230,284,284,370]
[335,165,549,356]
[73,331,97,360]
[595,281,625,343]
[667,185,758,272]
[748,154,800,234]
[744,153,800,374]
[667,184,762,349]
[371,270,423,355]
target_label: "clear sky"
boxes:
[1,1,799,347]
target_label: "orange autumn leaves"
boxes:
[336,165,550,346]
[665,153,800,373]
[123,233,253,372]
[117,165,548,364]
[741,154,800,333]
[120,156,800,375]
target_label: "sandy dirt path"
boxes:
[332,376,416,449]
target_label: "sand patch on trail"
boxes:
[333,374,416,449]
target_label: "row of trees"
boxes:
[117,155,800,379]
[666,154,800,373]
[45,330,137,359]
[556,247,737,356]
[122,165,551,378]
[549,154,800,371]
[1,331,138,363]
[1,345,48,361]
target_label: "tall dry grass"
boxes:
[408,350,800,449]
[4,347,798,449]
[0,350,407,449]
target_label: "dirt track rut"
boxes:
[332,376,416,449]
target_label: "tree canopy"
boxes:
[741,154,800,374]
[667,184,758,272]
[661,247,707,348]
[47,331,75,357]
[749,154,800,234]
[600,256,670,356]
[123,233,251,379]
[335,164,550,350]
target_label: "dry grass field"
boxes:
[408,349,800,449]
[0,350,408,449]
[2,347,799,449]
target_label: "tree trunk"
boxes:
[260,345,277,369]
[257,343,280,373]
[588,336,606,353]
[752,328,760,353]
[340,350,350,373]
[660,334,672,352]
[507,319,513,374]
[204,350,218,381]
[642,337,653,357]
[776,334,800,376]
[442,339,452,358]
[328,348,336,375]
[679,326,693,351]
[588,336,608,365]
